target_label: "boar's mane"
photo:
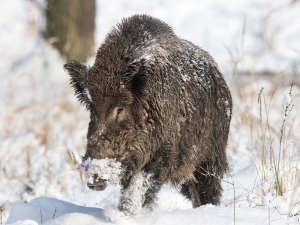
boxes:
[88,16,176,100]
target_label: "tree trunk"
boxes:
[44,0,96,62]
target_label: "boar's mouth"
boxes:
[87,178,107,191]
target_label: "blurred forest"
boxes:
[44,0,96,62]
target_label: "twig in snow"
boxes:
[52,207,58,219]
[40,208,43,224]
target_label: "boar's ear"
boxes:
[123,60,148,101]
[64,60,91,109]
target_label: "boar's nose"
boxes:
[87,177,107,191]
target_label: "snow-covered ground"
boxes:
[1,0,300,224]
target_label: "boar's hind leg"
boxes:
[180,180,202,207]
[181,164,223,207]
[194,163,223,206]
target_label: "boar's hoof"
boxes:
[87,178,107,191]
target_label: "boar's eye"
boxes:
[115,107,125,122]
[117,107,124,115]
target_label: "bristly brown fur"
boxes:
[64,14,232,216]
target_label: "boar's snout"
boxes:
[87,176,107,191]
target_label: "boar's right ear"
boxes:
[64,60,91,109]
[123,60,148,101]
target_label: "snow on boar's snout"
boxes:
[81,157,122,191]
[64,15,232,216]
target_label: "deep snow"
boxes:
[1,0,300,224]
[6,196,294,225]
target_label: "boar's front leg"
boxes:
[119,153,142,188]
[119,143,152,188]
[118,170,155,216]
[118,144,171,216]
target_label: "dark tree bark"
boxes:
[44,0,96,62]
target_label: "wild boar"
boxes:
[64,14,232,216]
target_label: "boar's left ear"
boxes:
[64,60,91,109]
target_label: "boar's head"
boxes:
[64,58,153,190]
